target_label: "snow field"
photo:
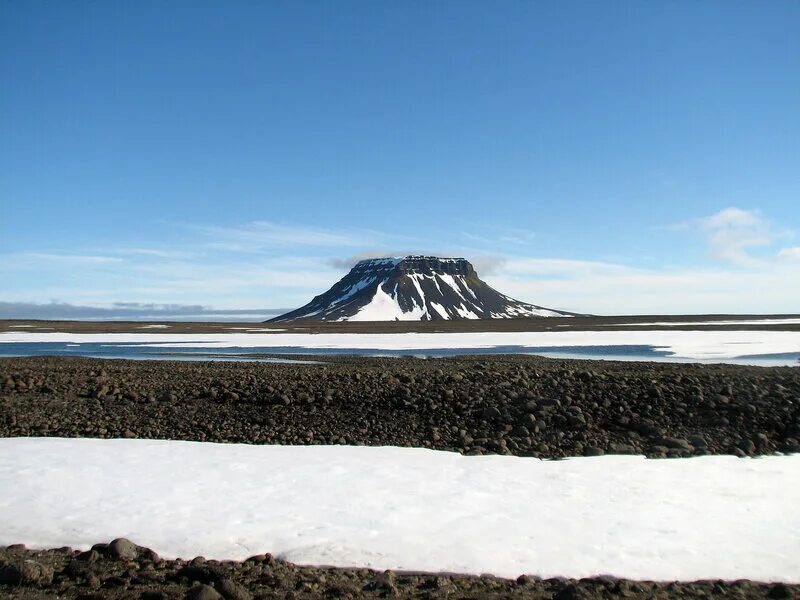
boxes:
[2,328,800,360]
[0,438,798,582]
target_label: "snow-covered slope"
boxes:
[271,256,577,322]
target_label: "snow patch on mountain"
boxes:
[430,302,449,319]
[331,275,378,307]
[348,285,426,321]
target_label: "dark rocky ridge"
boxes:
[270,256,578,322]
[2,356,798,458]
[2,542,796,599]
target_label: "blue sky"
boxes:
[1,1,799,316]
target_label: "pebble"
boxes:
[186,584,223,600]
[108,537,139,560]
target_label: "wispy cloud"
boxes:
[500,257,632,277]
[672,207,792,266]
[778,247,800,262]
[188,221,380,252]
[485,255,800,314]
[2,211,798,315]
[0,301,286,321]
[6,253,125,266]
[113,248,199,259]
[462,227,537,247]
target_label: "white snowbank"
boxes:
[137,324,171,329]
[606,318,800,327]
[225,328,287,332]
[2,329,799,360]
[0,438,797,582]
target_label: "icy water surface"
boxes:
[0,341,798,367]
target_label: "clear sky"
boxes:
[2,1,799,317]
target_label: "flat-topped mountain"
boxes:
[270,256,577,322]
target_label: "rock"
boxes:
[77,549,101,562]
[739,439,756,454]
[0,559,54,585]
[554,583,584,600]
[583,446,604,457]
[22,559,54,584]
[482,406,501,420]
[659,437,693,450]
[768,582,793,599]
[178,564,225,584]
[782,437,800,452]
[141,547,160,562]
[217,578,252,600]
[646,445,668,458]
[375,570,399,596]
[108,537,139,560]
[186,584,223,600]
[0,565,21,585]
[688,435,708,448]
[609,443,637,455]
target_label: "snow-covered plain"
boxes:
[605,318,800,327]
[0,438,797,582]
[1,329,799,360]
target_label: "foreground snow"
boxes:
[0,438,798,582]
[1,328,799,360]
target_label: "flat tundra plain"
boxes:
[0,316,799,599]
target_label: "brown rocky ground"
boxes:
[1,355,799,458]
[2,314,800,334]
[1,541,797,599]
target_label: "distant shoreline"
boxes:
[2,313,800,334]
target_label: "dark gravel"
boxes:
[1,541,797,599]
[2,355,799,458]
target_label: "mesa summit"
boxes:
[271,256,578,322]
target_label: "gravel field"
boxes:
[3,315,800,334]
[1,355,799,458]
